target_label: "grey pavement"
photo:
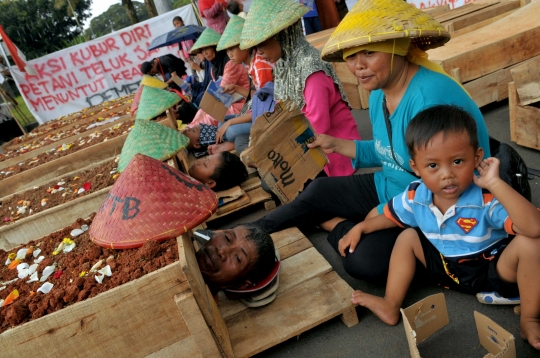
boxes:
[208,99,540,358]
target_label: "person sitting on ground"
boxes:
[140,54,187,90]
[188,151,248,191]
[227,0,247,18]
[340,105,540,350]
[188,27,249,128]
[197,224,276,291]
[208,14,275,155]
[188,49,213,106]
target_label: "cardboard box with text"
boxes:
[240,100,327,204]
[401,293,515,358]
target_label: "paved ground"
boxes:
[208,99,540,357]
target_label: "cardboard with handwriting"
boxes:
[401,293,515,358]
[240,100,328,204]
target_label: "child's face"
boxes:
[188,154,222,189]
[226,46,249,65]
[409,131,483,206]
[173,19,184,28]
[182,125,201,149]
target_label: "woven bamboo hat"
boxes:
[130,85,144,115]
[136,86,180,120]
[239,0,308,50]
[321,0,450,62]
[117,119,189,172]
[89,154,217,249]
[190,27,221,54]
[216,15,245,51]
[141,74,168,89]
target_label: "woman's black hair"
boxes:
[405,104,479,158]
[227,0,242,15]
[235,224,276,285]
[172,16,183,24]
[210,152,248,191]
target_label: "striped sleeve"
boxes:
[383,182,420,228]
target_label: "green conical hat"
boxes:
[141,75,168,89]
[136,86,180,120]
[240,0,308,50]
[117,119,189,172]
[190,27,221,54]
[216,15,245,51]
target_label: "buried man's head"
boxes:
[188,152,248,191]
[196,224,276,290]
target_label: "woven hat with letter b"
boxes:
[89,154,217,249]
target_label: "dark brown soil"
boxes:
[0,110,130,163]
[0,215,179,334]
[0,159,118,227]
[2,95,133,150]
[0,120,134,178]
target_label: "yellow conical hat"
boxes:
[141,75,168,89]
[240,0,308,50]
[321,0,450,62]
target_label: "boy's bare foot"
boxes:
[351,290,401,326]
[320,217,346,231]
[208,142,235,155]
[521,318,540,350]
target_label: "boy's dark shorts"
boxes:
[414,228,519,298]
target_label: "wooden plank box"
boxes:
[2,97,133,152]
[1,113,133,169]
[0,226,358,357]
[0,118,169,198]
[509,82,540,150]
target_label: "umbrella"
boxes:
[148,25,206,51]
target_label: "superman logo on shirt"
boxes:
[456,218,478,233]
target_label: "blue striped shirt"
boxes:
[384,181,514,258]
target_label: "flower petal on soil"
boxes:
[70,229,84,237]
[8,259,21,270]
[27,271,39,283]
[81,224,89,231]
[83,182,92,191]
[98,265,112,276]
[95,274,105,284]
[37,282,54,294]
[33,249,41,258]
[1,289,19,306]
[15,248,28,260]
[4,258,11,266]
[40,264,57,282]
[63,242,76,252]
[34,256,45,264]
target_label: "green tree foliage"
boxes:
[86,1,150,39]
[172,0,191,9]
[0,0,92,59]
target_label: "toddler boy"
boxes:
[340,105,540,350]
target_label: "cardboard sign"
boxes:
[198,80,244,122]
[401,293,515,358]
[241,100,327,204]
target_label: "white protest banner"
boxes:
[406,0,472,10]
[10,4,198,124]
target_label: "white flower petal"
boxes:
[37,282,54,294]
[5,258,11,266]
[33,249,41,258]
[15,248,28,260]
[98,265,112,277]
[0,299,3,306]
[95,274,104,284]
[34,256,45,264]
[16,262,29,271]
[28,263,39,275]
[40,264,56,282]
[18,269,29,279]
[63,243,76,252]
[27,271,39,283]
[0,286,5,291]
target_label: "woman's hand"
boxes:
[308,134,357,159]
[216,122,231,143]
[338,224,363,257]
[189,59,202,72]
[221,84,237,94]
[473,157,502,190]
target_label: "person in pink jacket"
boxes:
[198,0,229,34]
[241,0,361,177]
